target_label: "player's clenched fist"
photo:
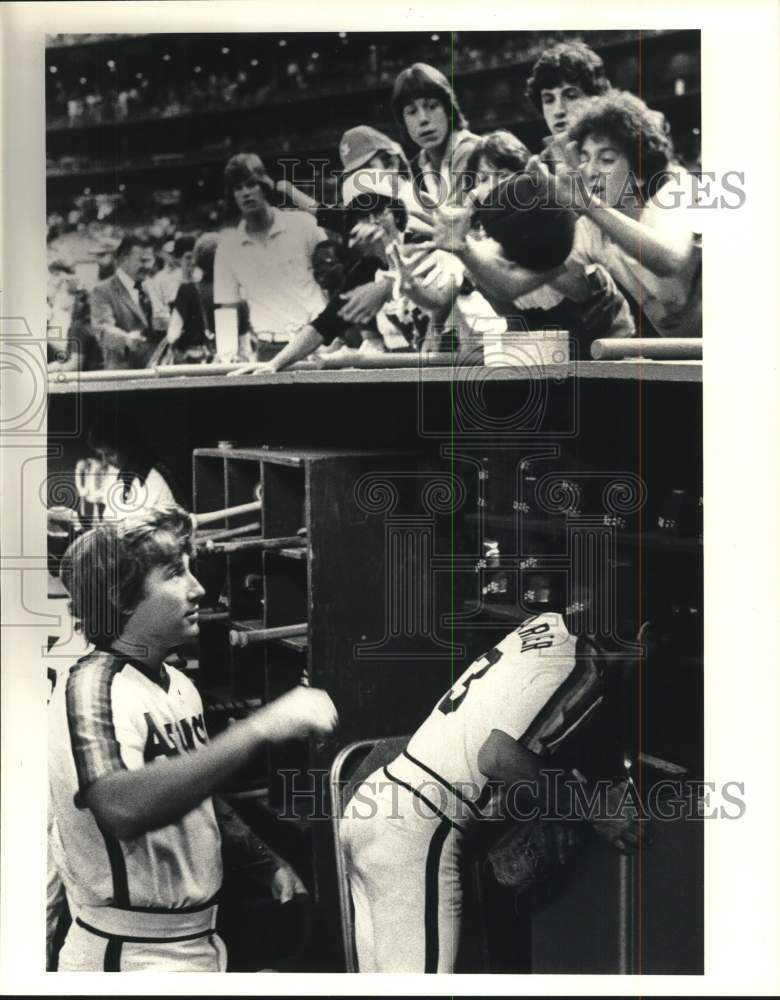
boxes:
[251,687,338,744]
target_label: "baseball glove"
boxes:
[486,819,583,892]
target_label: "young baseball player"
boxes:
[48,505,337,971]
[341,611,646,972]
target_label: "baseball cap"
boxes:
[341,171,399,209]
[339,126,403,175]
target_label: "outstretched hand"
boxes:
[414,194,478,256]
[526,142,590,213]
[338,280,391,325]
[386,242,440,294]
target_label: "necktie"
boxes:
[134,279,153,331]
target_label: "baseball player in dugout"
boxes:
[341,600,650,973]
[47,505,338,972]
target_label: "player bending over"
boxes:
[341,610,646,973]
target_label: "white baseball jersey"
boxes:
[48,650,222,911]
[404,612,602,808]
[343,613,607,972]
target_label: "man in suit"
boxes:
[90,234,157,370]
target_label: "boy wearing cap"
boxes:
[214,153,328,362]
[276,124,433,330]
[233,127,468,374]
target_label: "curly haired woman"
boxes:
[529,90,703,337]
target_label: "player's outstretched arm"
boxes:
[84,687,337,841]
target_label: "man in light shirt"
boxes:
[214,153,327,362]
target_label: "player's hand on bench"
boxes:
[251,686,338,743]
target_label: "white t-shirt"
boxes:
[573,170,703,338]
[214,209,327,341]
[48,651,222,910]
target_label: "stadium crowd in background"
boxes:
[46,38,703,374]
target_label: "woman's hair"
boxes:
[525,41,610,112]
[567,90,675,193]
[464,130,532,180]
[391,63,467,146]
[61,505,193,649]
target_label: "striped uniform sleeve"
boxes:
[520,637,606,757]
[65,654,135,806]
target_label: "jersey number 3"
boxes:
[437,646,503,715]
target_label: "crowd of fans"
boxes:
[46,30,686,129]
[47,40,703,376]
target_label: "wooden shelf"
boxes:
[47,360,702,394]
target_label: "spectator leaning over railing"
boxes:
[214,153,328,363]
[529,91,703,338]
[230,124,478,374]
[275,124,438,337]
[463,130,634,351]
